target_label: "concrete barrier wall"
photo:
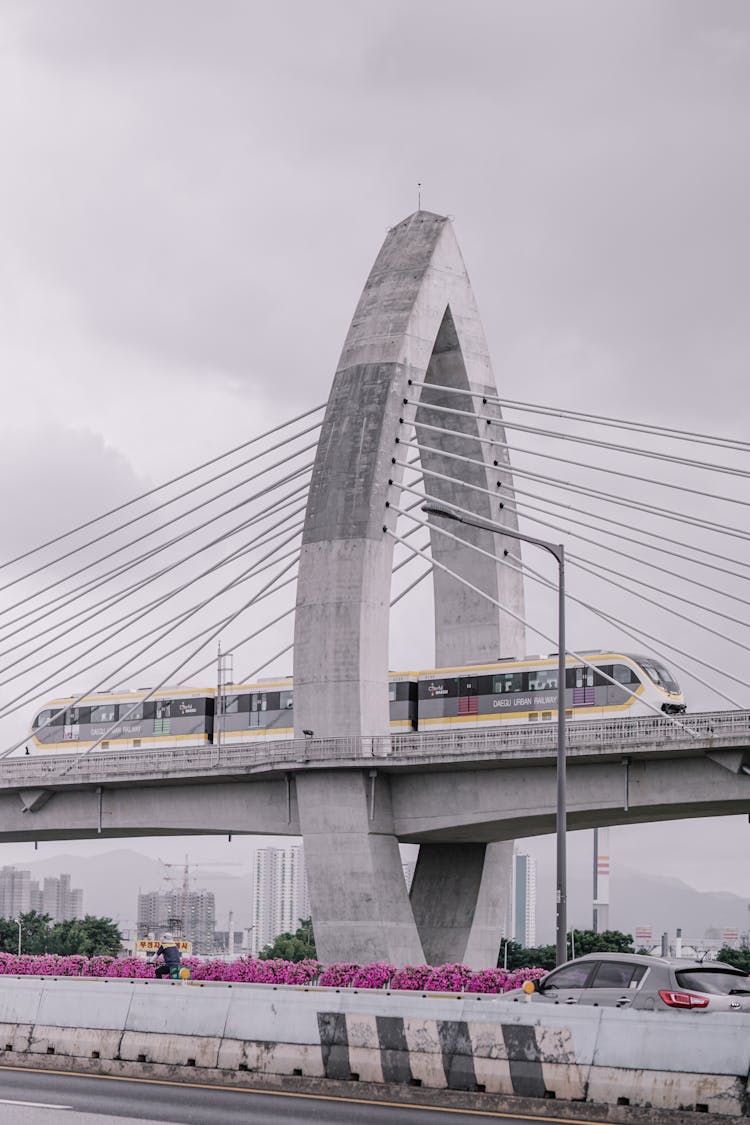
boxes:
[0,976,747,1117]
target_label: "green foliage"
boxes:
[260,916,316,962]
[500,940,557,971]
[499,930,634,972]
[569,929,634,956]
[0,912,122,956]
[717,946,750,973]
[0,911,53,954]
[48,915,122,957]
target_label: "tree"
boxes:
[569,930,634,956]
[0,912,53,955]
[499,940,557,971]
[716,946,750,973]
[49,916,122,957]
[0,913,122,957]
[260,917,316,961]
[499,930,634,972]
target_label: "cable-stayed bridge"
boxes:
[1,211,749,967]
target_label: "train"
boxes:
[27,651,686,755]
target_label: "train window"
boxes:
[118,702,144,721]
[251,694,268,713]
[639,659,679,692]
[593,665,612,687]
[36,708,63,728]
[493,672,524,694]
[67,707,87,725]
[528,671,558,691]
[223,695,240,714]
[156,701,173,720]
[280,691,293,709]
[612,664,636,685]
[388,684,397,702]
[90,704,116,723]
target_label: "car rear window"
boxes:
[675,969,750,995]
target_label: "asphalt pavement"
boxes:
[0,1065,608,1125]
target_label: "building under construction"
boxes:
[137,888,216,954]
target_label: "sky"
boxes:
[0,0,748,940]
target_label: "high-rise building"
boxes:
[40,874,83,922]
[512,853,537,947]
[0,866,31,918]
[136,888,216,954]
[0,867,82,922]
[251,845,310,955]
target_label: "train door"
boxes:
[250,692,267,729]
[458,676,480,721]
[573,666,595,708]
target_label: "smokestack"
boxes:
[593,827,610,932]
[675,928,682,958]
[661,932,669,957]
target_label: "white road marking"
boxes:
[0,1099,71,1109]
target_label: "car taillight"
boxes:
[659,989,710,1009]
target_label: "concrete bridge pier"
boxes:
[293,211,526,968]
[296,770,425,966]
[410,841,513,968]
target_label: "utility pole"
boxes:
[215,645,233,749]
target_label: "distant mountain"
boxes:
[535,860,749,943]
[23,850,252,934]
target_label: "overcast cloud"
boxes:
[0,0,748,938]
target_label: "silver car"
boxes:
[504,952,750,1012]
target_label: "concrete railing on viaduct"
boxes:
[6,709,750,789]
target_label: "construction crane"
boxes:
[158,855,244,941]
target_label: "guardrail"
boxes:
[0,710,747,789]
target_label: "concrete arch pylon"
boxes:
[293,212,526,967]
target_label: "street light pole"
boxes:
[16,916,22,957]
[422,502,568,966]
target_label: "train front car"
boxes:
[415,652,687,731]
[626,653,686,715]
[29,688,215,755]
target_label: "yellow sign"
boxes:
[136,939,192,954]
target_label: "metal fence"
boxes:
[0,710,747,789]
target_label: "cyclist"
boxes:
[152,932,181,979]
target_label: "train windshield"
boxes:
[637,657,680,693]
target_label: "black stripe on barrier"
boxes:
[317,1012,351,1080]
[501,1024,546,1098]
[437,1020,478,1091]
[375,1015,413,1084]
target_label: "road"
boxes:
[0,1066,607,1125]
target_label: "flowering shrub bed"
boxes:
[0,951,546,993]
